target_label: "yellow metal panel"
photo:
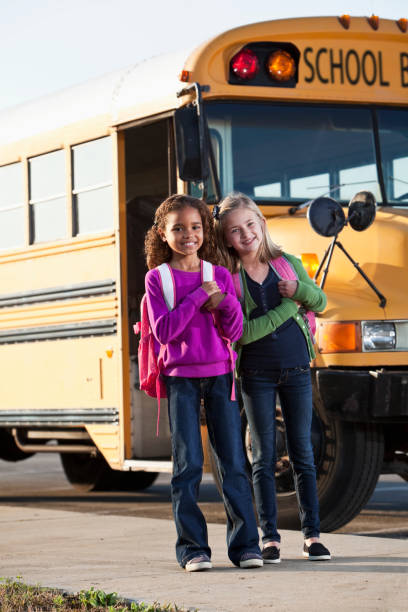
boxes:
[182,17,408,106]
[0,234,116,293]
[85,425,121,469]
[0,336,119,409]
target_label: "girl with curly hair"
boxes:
[143,194,261,572]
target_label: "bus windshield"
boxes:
[205,103,408,206]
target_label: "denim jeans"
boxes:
[241,366,320,542]
[165,373,260,567]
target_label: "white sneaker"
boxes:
[239,552,263,568]
[185,554,212,572]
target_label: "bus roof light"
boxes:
[397,18,408,33]
[230,48,260,80]
[368,15,379,30]
[267,50,296,81]
[179,70,191,82]
[338,15,350,29]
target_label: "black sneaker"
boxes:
[262,546,281,564]
[303,542,331,561]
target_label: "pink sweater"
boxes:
[145,265,243,377]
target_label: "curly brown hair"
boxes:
[144,194,217,269]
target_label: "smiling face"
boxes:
[222,206,265,258]
[159,205,204,260]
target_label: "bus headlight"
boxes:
[362,321,396,351]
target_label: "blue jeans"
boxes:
[165,373,260,567]
[241,366,320,542]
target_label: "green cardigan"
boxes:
[235,253,326,371]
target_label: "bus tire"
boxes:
[60,452,158,492]
[0,429,33,462]
[277,417,384,532]
[208,404,384,533]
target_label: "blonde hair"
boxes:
[214,192,282,273]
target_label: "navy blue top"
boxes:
[240,267,309,371]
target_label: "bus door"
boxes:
[122,118,176,460]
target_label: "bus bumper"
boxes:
[315,369,408,422]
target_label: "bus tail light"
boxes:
[300,253,319,279]
[318,322,361,353]
[230,48,260,80]
[267,50,296,81]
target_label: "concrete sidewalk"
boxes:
[1,505,407,612]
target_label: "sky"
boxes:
[0,0,407,111]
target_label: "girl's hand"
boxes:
[278,279,298,298]
[204,291,225,311]
[201,281,220,297]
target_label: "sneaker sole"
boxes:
[263,558,281,564]
[185,561,212,572]
[303,552,331,561]
[240,559,264,568]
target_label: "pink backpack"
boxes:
[134,261,215,434]
[232,255,316,339]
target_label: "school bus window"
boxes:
[205,103,380,203]
[339,163,379,202]
[0,162,25,250]
[377,109,408,204]
[254,182,281,198]
[29,149,66,244]
[290,172,329,200]
[72,136,113,235]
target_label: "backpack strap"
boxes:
[269,255,298,281]
[203,260,236,402]
[201,259,214,282]
[232,269,244,303]
[157,263,176,310]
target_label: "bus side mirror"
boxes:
[174,105,208,182]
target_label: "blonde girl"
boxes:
[214,192,331,563]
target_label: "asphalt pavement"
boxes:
[1,503,407,612]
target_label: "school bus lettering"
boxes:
[304,47,390,86]
[401,52,408,87]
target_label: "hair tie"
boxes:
[212,205,220,220]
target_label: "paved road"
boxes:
[0,454,407,536]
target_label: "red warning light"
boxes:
[230,48,260,81]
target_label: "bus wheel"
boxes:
[0,429,33,462]
[209,400,383,533]
[60,452,158,492]
[275,410,384,532]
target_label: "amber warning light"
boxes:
[267,50,296,81]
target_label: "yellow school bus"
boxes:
[0,14,407,528]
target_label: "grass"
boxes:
[0,577,195,612]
